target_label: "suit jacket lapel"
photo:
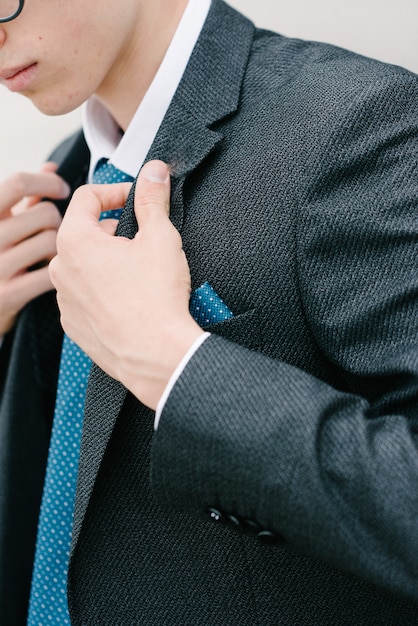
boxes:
[54,130,90,217]
[117,103,223,239]
[71,0,255,551]
[118,0,255,238]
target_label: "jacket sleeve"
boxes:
[150,70,418,601]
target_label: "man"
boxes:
[0,0,417,623]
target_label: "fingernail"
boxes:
[143,161,169,183]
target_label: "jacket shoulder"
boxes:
[245,27,417,105]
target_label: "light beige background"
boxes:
[1,0,417,179]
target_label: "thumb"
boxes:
[134,160,171,229]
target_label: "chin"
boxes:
[29,90,85,117]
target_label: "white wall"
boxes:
[230,0,418,73]
[1,0,417,179]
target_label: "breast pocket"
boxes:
[204,309,261,352]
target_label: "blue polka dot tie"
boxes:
[27,161,134,625]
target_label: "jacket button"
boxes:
[257,530,284,546]
[225,513,241,532]
[241,518,261,537]
[207,507,224,523]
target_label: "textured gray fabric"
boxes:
[1,0,418,623]
[71,1,418,622]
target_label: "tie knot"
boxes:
[93,158,134,185]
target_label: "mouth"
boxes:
[0,62,38,91]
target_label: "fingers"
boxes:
[10,162,62,215]
[134,161,171,231]
[0,165,66,333]
[0,217,60,333]
[0,170,71,217]
[0,266,54,334]
[0,201,62,249]
[0,228,59,279]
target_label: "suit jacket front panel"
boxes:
[153,20,418,608]
[68,2,418,625]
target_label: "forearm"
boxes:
[151,334,418,601]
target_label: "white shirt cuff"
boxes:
[154,332,211,429]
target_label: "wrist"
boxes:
[122,319,204,410]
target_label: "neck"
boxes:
[96,0,189,131]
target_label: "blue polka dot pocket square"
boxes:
[189,281,234,327]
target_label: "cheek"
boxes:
[23,13,121,115]
[58,26,109,86]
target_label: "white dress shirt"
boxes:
[83,0,211,181]
[82,0,212,426]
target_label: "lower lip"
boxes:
[3,63,38,92]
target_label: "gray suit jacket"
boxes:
[1,1,418,623]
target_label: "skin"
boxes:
[0,163,67,333]
[0,0,203,408]
[0,0,188,126]
[49,162,203,410]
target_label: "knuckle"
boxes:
[139,192,168,212]
[55,223,68,250]
[71,183,89,201]
[48,256,58,282]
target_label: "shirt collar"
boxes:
[82,0,211,181]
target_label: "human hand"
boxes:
[0,162,70,334]
[49,160,204,410]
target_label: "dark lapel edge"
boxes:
[52,130,90,216]
[70,0,255,553]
